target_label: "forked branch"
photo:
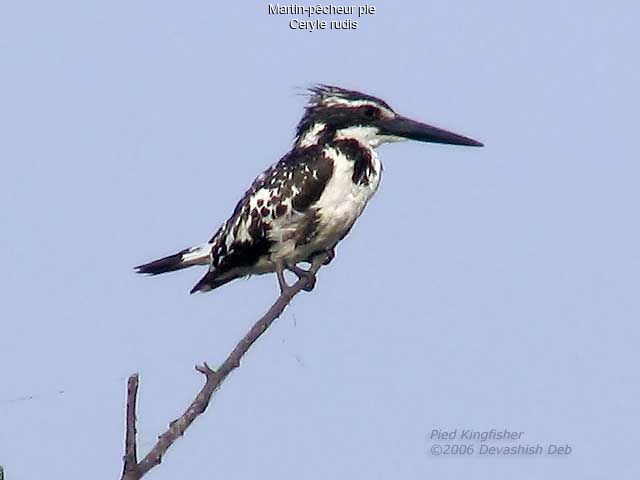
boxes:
[119,255,327,480]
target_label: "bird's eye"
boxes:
[363,106,380,120]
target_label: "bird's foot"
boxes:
[276,263,294,295]
[288,265,317,292]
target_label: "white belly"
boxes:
[270,145,381,266]
[314,146,380,244]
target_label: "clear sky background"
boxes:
[1,1,639,479]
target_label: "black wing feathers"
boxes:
[193,146,333,292]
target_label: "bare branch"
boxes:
[121,373,139,480]
[119,255,326,479]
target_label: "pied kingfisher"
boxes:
[136,85,483,294]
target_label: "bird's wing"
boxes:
[206,144,334,277]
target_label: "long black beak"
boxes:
[376,115,483,147]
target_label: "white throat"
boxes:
[335,125,405,148]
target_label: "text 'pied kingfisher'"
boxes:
[136,85,483,294]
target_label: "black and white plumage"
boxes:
[136,85,483,294]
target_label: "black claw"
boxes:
[302,277,316,292]
[323,248,335,265]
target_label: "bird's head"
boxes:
[295,85,483,149]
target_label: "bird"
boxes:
[135,85,483,295]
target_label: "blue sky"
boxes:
[1,1,639,479]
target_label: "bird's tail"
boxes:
[135,243,212,275]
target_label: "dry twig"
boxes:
[119,255,326,480]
